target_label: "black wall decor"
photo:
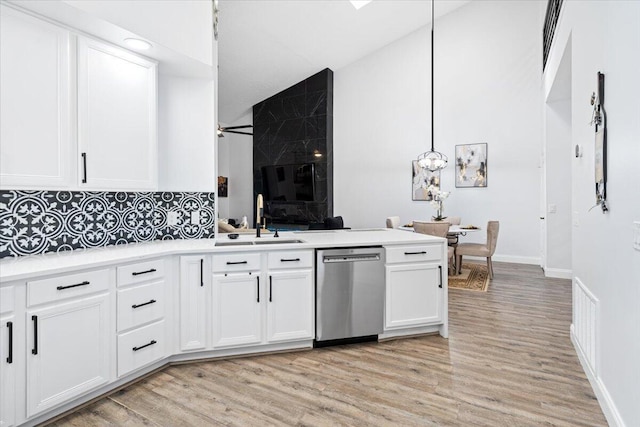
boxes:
[0,190,215,258]
[253,68,333,226]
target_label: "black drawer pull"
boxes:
[81,152,87,183]
[132,268,157,276]
[57,280,90,290]
[404,251,427,255]
[31,316,38,355]
[227,261,248,265]
[6,321,13,364]
[132,299,156,309]
[280,258,300,262]
[200,258,204,287]
[256,276,260,303]
[438,266,443,289]
[132,340,157,352]
[269,276,273,302]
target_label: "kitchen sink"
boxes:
[214,241,254,247]
[253,239,304,245]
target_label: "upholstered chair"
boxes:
[386,216,400,229]
[439,216,462,246]
[413,221,455,273]
[456,221,500,278]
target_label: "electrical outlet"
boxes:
[548,204,557,214]
[573,211,579,227]
[191,210,200,225]
[634,221,640,251]
[167,211,179,226]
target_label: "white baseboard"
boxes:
[462,254,540,265]
[544,268,572,279]
[571,325,625,427]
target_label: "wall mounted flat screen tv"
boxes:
[261,163,316,202]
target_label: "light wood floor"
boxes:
[48,262,607,426]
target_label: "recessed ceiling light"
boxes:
[123,38,152,51]
[350,0,373,10]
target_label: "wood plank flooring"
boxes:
[48,262,607,426]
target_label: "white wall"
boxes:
[158,76,216,192]
[61,0,213,66]
[334,0,543,264]
[544,1,640,426]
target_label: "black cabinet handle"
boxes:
[57,280,90,290]
[200,258,204,287]
[6,321,13,364]
[269,276,273,302]
[405,251,427,255]
[226,261,248,265]
[31,316,38,355]
[132,340,157,352]
[438,266,443,289]
[132,268,157,276]
[256,276,260,303]
[132,299,156,309]
[280,258,300,262]
[81,152,87,183]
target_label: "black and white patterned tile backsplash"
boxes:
[0,190,216,258]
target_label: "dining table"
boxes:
[399,224,482,236]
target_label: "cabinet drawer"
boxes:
[117,281,165,332]
[117,320,165,377]
[212,252,261,272]
[268,250,313,270]
[0,286,14,314]
[117,259,165,287]
[385,245,442,264]
[28,269,110,307]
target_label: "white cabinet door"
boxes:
[179,256,208,352]
[385,264,443,330]
[77,37,157,190]
[211,273,262,348]
[1,315,16,427]
[266,270,314,343]
[26,294,110,418]
[0,5,72,189]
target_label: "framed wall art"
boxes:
[217,176,228,197]
[455,143,487,188]
[412,160,440,201]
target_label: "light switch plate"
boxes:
[548,204,557,214]
[634,222,640,251]
[191,210,200,225]
[167,211,179,226]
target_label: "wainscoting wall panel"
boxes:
[572,277,598,373]
[0,190,215,258]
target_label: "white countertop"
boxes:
[0,229,443,282]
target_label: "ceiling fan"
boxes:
[217,124,253,137]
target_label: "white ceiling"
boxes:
[217,0,470,124]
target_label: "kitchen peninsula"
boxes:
[0,228,447,427]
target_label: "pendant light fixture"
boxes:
[417,0,448,172]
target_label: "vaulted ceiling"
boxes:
[217,0,470,123]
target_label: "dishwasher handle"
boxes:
[323,253,380,263]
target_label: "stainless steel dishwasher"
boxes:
[315,247,385,345]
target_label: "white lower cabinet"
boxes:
[26,293,110,417]
[117,320,165,377]
[1,314,16,427]
[384,244,444,331]
[266,270,314,343]
[179,256,209,351]
[211,272,262,348]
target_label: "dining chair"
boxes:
[386,216,400,229]
[440,216,461,246]
[413,221,455,274]
[456,221,500,278]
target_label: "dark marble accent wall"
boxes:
[0,190,215,258]
[253,68,333,226]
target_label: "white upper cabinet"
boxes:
[0,5,158,191]
[77,37,157,190]
[0,5,72,189]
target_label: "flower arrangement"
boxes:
[427,185,450,221]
